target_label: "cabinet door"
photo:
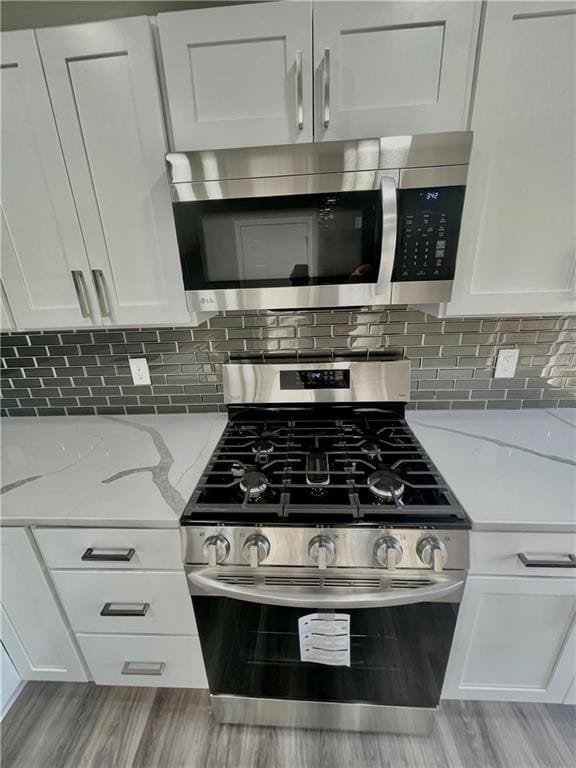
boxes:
[36,17,189,326]
[446,2,576,316]
[0,281,16,331]
[0,30,99,330]
[158,1,313,150]
[0,528,87,682]
[564,677,576,705]
[313,1,480,142]
[443,576,576,703]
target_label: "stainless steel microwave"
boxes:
[166,132,472,313]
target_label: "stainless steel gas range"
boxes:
[181,357,470,735]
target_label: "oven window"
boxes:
[193,597,458,708]
[173,192,382,290]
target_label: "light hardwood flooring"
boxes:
[1,683,574,768]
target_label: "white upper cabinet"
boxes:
[158,1,313,150]
[0,30,99,330]
[313,1,480,142]
[36,17,190,326]
[445,1,576,316]
[0,281,16,331]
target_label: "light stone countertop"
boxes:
[1,409,574,532]
[0,413,227,527]
[408,409,576,533]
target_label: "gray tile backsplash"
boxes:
[1,308,575,416]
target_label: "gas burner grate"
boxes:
[183,411,467,525]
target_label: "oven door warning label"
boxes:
[298,613,351,667]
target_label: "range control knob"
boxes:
[308,535,336,570]
[417,537,448,572]
[243,534,271,567]
[203,535,230,567]
[374,537,403,571]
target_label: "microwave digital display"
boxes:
[280,369,350,390]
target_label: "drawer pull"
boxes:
[82,547,135,562]
[518,553,576,568]
[100,602,150,617]
[121,661,165,676]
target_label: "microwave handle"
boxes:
[375,176,398,297]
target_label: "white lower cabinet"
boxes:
[32,525,207,689]
[50,570,197,636]
[0,528,87,682]
[34,527,185,572]
[443,575,576,703]
[77,634,207,688]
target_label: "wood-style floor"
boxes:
[1,683,574,768]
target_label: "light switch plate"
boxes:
[494,349,519,378]
[129,358,151,385]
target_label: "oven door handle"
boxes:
[375,175,398,298]
[186,570,464,609]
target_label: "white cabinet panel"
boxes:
[1,642,23,719]
[34,527,184,571]
[443,576,576,702]
[158,1,313,149]
[0,281,16,331]
[446,2,576,316]
[313,1,480,142]
[36,17,189,326]
[77,633,207,688]
[51,570,197,635]
[0,528,87,682]
[0,30,98,330]
[470,531,576,578]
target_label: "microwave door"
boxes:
[175,179,389,312]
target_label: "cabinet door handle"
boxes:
[121,661,166,676]
[100,602,150,617]
[518,553,576,568]
[71,270,91,318]
[322,47,330,128]
[295,50,304,130]
[92,269,112,318]
[82,547,135,562]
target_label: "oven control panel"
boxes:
[183,526,469,571]
[392,186,465,282]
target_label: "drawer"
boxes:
[471,531,576,577]
[34,528,183,570]
[77,633,207,688]
[51,570,197,635]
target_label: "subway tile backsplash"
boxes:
[1,308,574,417]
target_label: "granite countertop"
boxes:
[0,413,227,527]
[408,409,576,533]
[1,409,574,532]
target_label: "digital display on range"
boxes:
[280,369,350,390]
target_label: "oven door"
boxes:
[188,568,463,710]
[171,173,397,312]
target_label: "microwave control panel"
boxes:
[392,186,465,282]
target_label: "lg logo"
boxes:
[200,297,215,305]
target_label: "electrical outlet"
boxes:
[494,349,519,379]
[129,358,151,386]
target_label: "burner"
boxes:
[361,441,382,460]
[239,470,269,498]
[367,470,405,502]
[252,439,274,455]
